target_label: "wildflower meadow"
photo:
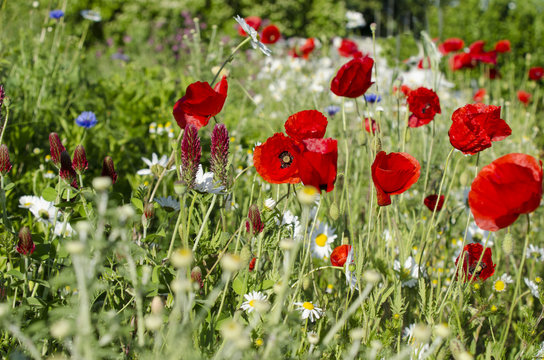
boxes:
[1,1,544,359]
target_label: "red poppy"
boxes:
[494,40,510,53]
[237,16,261,36]
[417,57,431,69]
[297,138,338,192]
[364,118,379,134]
[517,90,531,106]
[284,110,328,142]
[455,243,495,281]
[448,103,511,155]
[253,133,301,184]
[473,88,486,102]
[330,56,374,98]
[424,194,445,212]
[261,25,280,44]
[330,245,352,267]
[172,76,228,129]
[468,40,497,65]
[338,39,362,58]
[468,153,543,231]
[300,38,315,59]
[438,38,464,54]
[371,151,421,206]
[406,87,441,127]
[449,52,474,71]
[529,66,544,81]
[249,257,256,271]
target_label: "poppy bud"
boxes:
[246,204,264,235]
[72,145,88,173]
[239,245,252,265]
[59,151,78,188]
[329,202,339,220]
[210,123,229,188]
[302,277,311,290]
[502,233,513,255]
[16,226,35,255]
[0,144,12,175]
[180,124,201,189]
[49,132,66,167]
[101,156,118,184]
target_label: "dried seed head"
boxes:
[180,124,201,189]
[0,144,12,175]
[17,226,35,256]
[101,156,118,184]
[72,145,88,173]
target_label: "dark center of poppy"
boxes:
[279,151,293,169]
[421,103,431,114]
[468,261,486,277]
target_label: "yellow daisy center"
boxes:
[249,300,255,307]
[536,276,542,284]
[491,305,498,312]
[494,280,505,292]
[315,234,327,247]
[24,202,32,207]
[302,302,314,310]
[302,186,317,196]
[255,338,263,347]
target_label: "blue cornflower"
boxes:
[49,10,64,20]
[75,111,97,129]
[364,94,381,104]
[325,105,340,117]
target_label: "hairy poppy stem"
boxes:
[210,37,251,86]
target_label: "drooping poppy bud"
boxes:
[72,145,88,173]
[16,226,35,255]
[0,144,12,175]
[210,123,229,188]
[59,151,78,188]
[180,124,201,189]
[246,204,264,235]
[49,132,66,167]
[101,156,118,184]
[364,118,379,134]
[455,243,495,282]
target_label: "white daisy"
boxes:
[526,244,544,262]
[465,222,493,246]
[193,165,224,194]
[346,10,366,29]
[493,273,513,292]
[155,196,180,212]
[233,15,272,56]
[345,246,358,290]
[524,278,541,299]
[263,198,276,211]
[403,323,416,342]
[278,210,303,241]
[137,153,174,176]
[225,194,238,211]
[54,222,74,237]
[240,291,268,313]
[149,122,157,134]
[294,301,323,322]
[535,342,544,358]
[20,196,57,224]
[310,221,337,260]
[394,256,425,288]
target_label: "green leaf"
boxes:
[26,297,45,307]
[3,182,15,192]
[6,269,24,280]
[232,276,246,296]
[259,279,275,291]
[42,187,57,202]
[131,197,143,212]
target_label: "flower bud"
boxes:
[220,319,243,340]
[51,319,71,339]
[302,277,310,290]
[72,145,88,173]
[239,245,252,265]
[150,296,164,315]
[101,156,118,184]
[173,180,186,195]
[502,233,513,255]
[143,203,155,219]
[170,248,192,268]
[16,226,35,255]
[279,238,296,250]
[210,123,230,188]
[329,202,339,220]
[191,266,203,288]
[0,84,4,108]
[180,124,201,189]
[434,323,450,338]
[264,198,276,211]
[363,269,381,284]
[413,323,431,344]
[92,176,112,191]
[220,253,242,273]
[246,204,264,235]
[307,331,319,345]
[59,151,78,188]
[49,132,66,167]
[0,144,12,175]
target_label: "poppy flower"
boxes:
[284,110,328,142]
[173,76,228,129]
[438,38,464,54]
[473,88,486,102]
[455,243,495,281]
[407,87,441,127]
[394,84,412,97]
[300,38,315,59]
[330,245,352,267]
[448,103,511,155]
[371,151,421,206]
[468,153,543,231]
[417,57,431,69]
[364,118,379,134]
[253,133,301,184]
[517,90,531,106]
[237,16,261,36]
[468,40,497,65]
[261,25,280,44]
[330,56,374,98]
[449,52,474,71]
[338,39,362,58]
[249,257,256,271]
[529,66,544,81]
[494,40,510,53]
[424,194,445,212]
[297,138,338,192]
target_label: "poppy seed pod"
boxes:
[49,132,66,167]
[0,144,12,175]
[180,124,201,189]
[72,145,88,173]
[101,156,118,184]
